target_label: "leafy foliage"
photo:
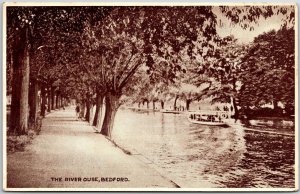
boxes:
[238,27,295,114]
[6,5,296,136]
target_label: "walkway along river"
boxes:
[6,107,177,189]
[6,107,295,189]
[112,109,295,188]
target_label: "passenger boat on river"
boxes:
[188,111,229,126]
[160,109,183,114]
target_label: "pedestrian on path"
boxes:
[75,104,80,120]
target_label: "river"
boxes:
[111,109,295,188]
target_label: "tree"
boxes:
[179,83,203,111]
[153,82,170,110]
[6,5,295,137]
[238,27,295,116]
[92,6,296,137]
[7,8,32,135]
[193,36,248,117]
[187,5,295,118]
[128,74,153,109]
[82,6,221,137]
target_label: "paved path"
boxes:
[6,107,177,189]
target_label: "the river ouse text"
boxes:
[51,177,129,182]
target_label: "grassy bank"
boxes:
[7,116,42,153]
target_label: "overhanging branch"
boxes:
[118,58,143,90]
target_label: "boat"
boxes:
[187,111,229,126]
[160,109,183,114]
[126,107,160,112]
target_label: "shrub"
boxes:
[7,116,42,153]
[7,134,32,153]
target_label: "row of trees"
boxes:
[129,26,295,118]
[7,6,295,138]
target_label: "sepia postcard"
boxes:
[2,2,298,192]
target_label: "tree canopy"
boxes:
[6,5,295,136]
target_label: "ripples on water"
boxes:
[111,109,295,188]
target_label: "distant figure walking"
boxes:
[75,104,80,120]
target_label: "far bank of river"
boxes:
[111,109,295,188]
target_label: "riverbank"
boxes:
[5,107,178,190]
[110,108,295,188]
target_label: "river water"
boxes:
[111,109,295,188]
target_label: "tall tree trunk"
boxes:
[153,101,156,110]
[138,102,141,108]
[146,100,149,109]
[231,97,239,119]
[85,100,91,122]
[47,86,51,112]
[186,99,192,111]
[10,59,21,134]
[40,84,46,117]
[174,95,179,110]
[57,95,61,108]
[19,41,30,135]
[89,103,94,125]
[231,78,239,119]
[51,86,55,110]
[9,27,30,135]
[29,79,39,125]
[93,94,101,126]
[101,92,120,138]
[60,97,64,108]
[80,101,85,119]
[160,100,164,109]
[95,94,104,128]
[55,91,59,109]
[273,100,279,110]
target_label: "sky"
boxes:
[213,6,294,43]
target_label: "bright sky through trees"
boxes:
[214,6,293,43]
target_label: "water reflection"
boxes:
[112,109,295,188]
